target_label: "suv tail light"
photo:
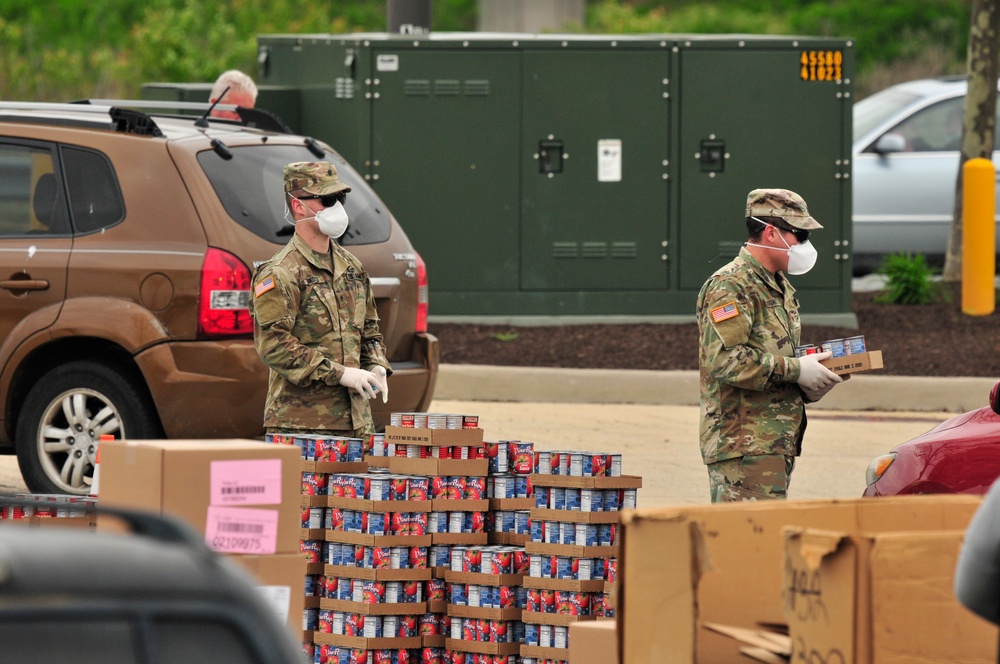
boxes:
[416,252,428,333]
[198,247,253,338]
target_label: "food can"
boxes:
[568,452,586,476]
[534,451,550,474]
[300,539,322,563]
[549,487,566,510]
[821,338,847,358]
[524,623,540,646]
[794,344,819,357]
[508,442,534,474]
[410,475,432,500]
[465,476,486,499]
[484,442,509,474]
[429,545,450,567]
[846,334,867,355]
[534,486,550,508]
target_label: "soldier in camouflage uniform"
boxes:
[249,161,392,439]
[697,189,846,502]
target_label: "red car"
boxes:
[864,380,1000,495]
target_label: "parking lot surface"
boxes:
[0,400,948,506]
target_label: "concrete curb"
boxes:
[435,365,997,413]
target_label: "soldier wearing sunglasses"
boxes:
[696,188,846,502]
[249,161,391,441]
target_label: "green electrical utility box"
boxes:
[254,32,855,323]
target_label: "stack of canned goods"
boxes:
[449,582,526,610]
[533,486,636,512]
[390,413,480,430]
[484,441,535,475]
[534,450,622,477]
[449,545,531,575]
[795,334,866,358]
[0,493,97,520]
[266,432,366,463]
[531,521,618,548]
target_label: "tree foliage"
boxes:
[0,0,972,102]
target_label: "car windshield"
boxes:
[853,88,923,142]
[198,144,391,246]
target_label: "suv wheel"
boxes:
[16,361,163,495]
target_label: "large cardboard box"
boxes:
[230,552,307,635]
[570,620,618,664]
[785,527,996,664]
[97,439,302,554]
[617,496,983,664]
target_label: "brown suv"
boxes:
[0,100,438,495]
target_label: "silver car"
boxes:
[852,76,1000,273]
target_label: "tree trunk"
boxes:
[944,0,1000,281]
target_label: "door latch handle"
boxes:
[1,279,49,291]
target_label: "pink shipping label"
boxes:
[210,459,283,505]
[205,506,279,554]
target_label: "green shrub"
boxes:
[874,252,946,305]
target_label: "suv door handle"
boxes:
[1,279,49,291]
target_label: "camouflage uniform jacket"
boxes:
[249,233,391,432]
[697,247,807,465]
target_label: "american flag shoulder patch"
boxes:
[254,276,275,298]
[711,301,739,323]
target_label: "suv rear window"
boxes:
[198,144,391,247]
[63,146,126,233]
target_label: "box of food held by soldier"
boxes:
[796,334,884,376]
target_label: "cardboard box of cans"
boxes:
[96,439,303,555]
[795,334,884,376]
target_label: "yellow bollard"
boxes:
[962,157,996,315]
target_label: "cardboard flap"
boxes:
[702,622,790,656]
[786,526,844,570]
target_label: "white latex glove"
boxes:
[802,372,851,402]
[371,366,389,404]
[339,367,379,400]
[796,351,843,392]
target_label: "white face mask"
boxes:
[745,218,818,275]
[287,195,350,239]
[314,201,349,238]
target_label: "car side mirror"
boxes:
[874,133,907,154]
[990,380,1000,415]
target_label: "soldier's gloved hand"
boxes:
[802,373,851,402]
[796,352,843,392]
[371,366,389,404]
[339,367,379,400]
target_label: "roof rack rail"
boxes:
[0,98,294,136]
[0,100,165,137]
[86,98,294,134]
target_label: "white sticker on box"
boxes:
[205,506,279,554]
[255,584,291,624]
[211,459,283,505]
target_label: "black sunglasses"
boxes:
[777,225,809,243]
[301,192,347,207]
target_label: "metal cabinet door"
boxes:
[676,46,851,294]
[520,48,671,291]
[371,48,521,293]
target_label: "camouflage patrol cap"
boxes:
[283,161,352,196]
[745,188,823,230]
